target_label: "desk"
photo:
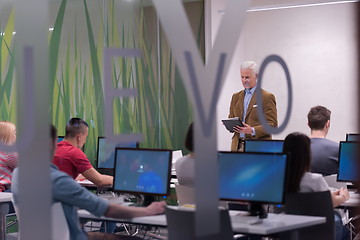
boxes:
[78,207,325,238]
[343,192,360,207]
[0,192,12,240]
[77,180,112,191]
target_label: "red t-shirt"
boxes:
[53,141,93,179]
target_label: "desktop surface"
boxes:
[78,207,325,236]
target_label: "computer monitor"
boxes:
[57,136,64,143]
[218,151,288,205]
[346,134,360,142]
[96,137,139,175]
[113,148,172,196]
[337,141,359,182]
[244,140,284,153]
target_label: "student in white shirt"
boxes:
[283,132,350,240]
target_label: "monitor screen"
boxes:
[96,137,139,169]
[57,136,64,143]
[346,134,360,142]
[218,151,288,204]
[244,140,284,153]
[113,148,172,196]
[337,141,359,182]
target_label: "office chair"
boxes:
[13,200,70,240]
[284,190,335,240]
[165,206,236,240]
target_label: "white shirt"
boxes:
[299,172,330,193]
[174,154,194,187]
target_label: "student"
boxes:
[307,105,339,176]
[0,121,17,191]
[12,125,166,240]
[174,123,194,186]
[283,132,350,240]
[53,118,113,187]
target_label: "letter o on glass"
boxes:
[256,55,292,134]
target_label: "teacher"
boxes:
[228,61,278,151]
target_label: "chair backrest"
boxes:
[13,199,70,240]
[285,190,335,240]
[165,206,234,240]
[52,202,70,240]
[175,184,195,206]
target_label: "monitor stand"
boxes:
[248,202,267,219]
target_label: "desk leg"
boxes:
[0,203,9,240]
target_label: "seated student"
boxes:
[12,125,166,240]
[0,121,18,191]
[53,118,113,187]
[283,132,350,240]
[174,123,194,186]
[307,106,339,176]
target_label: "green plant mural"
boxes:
[1,0,204,164]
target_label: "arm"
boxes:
[253,92,278,138]
[228,94,236,119]
[331,188,350,207]
[104,201,166,219]
[81,168,113,187]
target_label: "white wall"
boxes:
[207,0,358,150]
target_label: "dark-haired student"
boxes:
[53,118,113,187]
[307,105,339,176]
[283,132,350,240]
[12,125,166,240]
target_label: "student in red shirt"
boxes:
[53,118,113,187]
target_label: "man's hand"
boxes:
[145,201,166,215]
[233,122,253,134]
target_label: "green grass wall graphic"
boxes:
[1,0,203,164]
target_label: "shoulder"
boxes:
[312,138,339,148]
[301,172,325,184]
[260,89,275,98]
[175,155,194,169]
[231,90,244,99]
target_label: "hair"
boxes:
[240,61,258,74]
[283,132,311,194]
[0,121,16,144]
[307,106,331,130]
[65,118,88,138]
[50,124,57,142]
[184,123,193,152]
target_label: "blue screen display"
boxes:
[113,148,171,196]
[97,137,137,169]
[346,134,360,142]
[244,140,284,153]
[57,136,64,143]
[338,142,359,182]
[218,152,287,204]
